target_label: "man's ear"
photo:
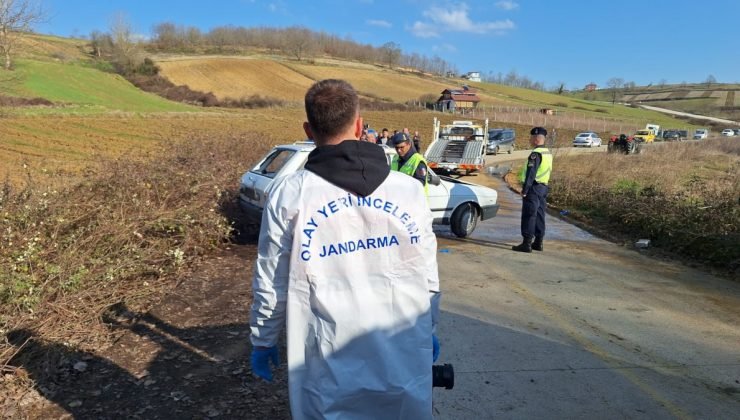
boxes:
[353,116,364,139]
[303,122,314,140]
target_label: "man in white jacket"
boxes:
[249,79,441,419]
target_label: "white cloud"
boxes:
[495,1,519,11]
[410,21,440,38]
[367,19,392,28]
[410,4,515,38]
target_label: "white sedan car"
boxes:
[721,129,735,137]
[573,132,602,147]
[239,142,500,237]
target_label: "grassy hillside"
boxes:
[3,59,194,113]
[572,84,740,122]
[155,56,694,129]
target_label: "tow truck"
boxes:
[424,118,488,176]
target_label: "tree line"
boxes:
[88,21,459,78]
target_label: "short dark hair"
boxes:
[305,79,359,142]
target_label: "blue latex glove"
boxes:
[432,335,440,362]
[251,346,279,381]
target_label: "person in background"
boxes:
[377,128,391,146]
[250,79,441,419]
[412,130,421,152]
[366,130,377,143]
[390,132,429,195]
[512,126,552,253]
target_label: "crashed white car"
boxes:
[239,142,499,237]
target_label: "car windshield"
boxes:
[636,130,649,135]
[446,127,475,136]
[577,133,590,137]
[251,149,296,178]
[489,131,503,140]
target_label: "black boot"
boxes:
[532,239,543,252]
[512,238,532,253]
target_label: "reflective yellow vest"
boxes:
[518,147,552,185]
[391,152,429,195]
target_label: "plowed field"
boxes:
[157,59,314,102]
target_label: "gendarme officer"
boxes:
[390,132,429,194]
[512,127,553,253]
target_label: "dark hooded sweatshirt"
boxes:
[304,140,389,197]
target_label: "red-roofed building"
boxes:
[437,86,481,112]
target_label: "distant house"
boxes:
[436,86,481,112]
[461,71,481,82]
[585,83,597,92]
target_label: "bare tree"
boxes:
[704,74,716,87]
[380,42,400,68]
[89,30,113,58]
[606,77,624,104]
[284,26,313,60]
[0,0,45,70]
[108,12,142,73]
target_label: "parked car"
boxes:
[572,132,602,147]
[486,128,515,155]
[721,129,735,137]
[693,129,709,140]
[239,142,500,238]
[734,129,740,136]
[662,130,681,141]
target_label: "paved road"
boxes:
[638,104,740,126]
[431,154,740,419]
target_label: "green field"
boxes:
[4,59,194,113]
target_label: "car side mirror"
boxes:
[429,172,441,186]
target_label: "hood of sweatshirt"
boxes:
[304,140,390,197]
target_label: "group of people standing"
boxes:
[249,78,551,419]
[362,126,422,151]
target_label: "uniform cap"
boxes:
[530,127,547,136]
[391,132,410,146]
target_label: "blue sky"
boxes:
[38,0,739,90]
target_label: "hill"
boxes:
[1,34,193,113]
[154,55,695,130]
[572,84,740,123]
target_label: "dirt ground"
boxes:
[2,245,291,419]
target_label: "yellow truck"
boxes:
[633,124,660,143]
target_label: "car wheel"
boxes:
[494,146,499,155]
[451,202,478,238]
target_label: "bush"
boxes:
[549,140,740,273]
[0,94,53,107]
[0,134,267,346]
[221,95,286,109]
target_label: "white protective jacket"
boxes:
[250,149,440,419]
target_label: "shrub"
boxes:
[0,133,268,346]
[549,140,740,273]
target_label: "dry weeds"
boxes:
[0,133,275,368]
[549,139,740,273]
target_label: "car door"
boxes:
[427,177,451,223]
[242,148,299,209]
[503,131,515,151]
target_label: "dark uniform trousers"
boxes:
[521,183,548,241]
